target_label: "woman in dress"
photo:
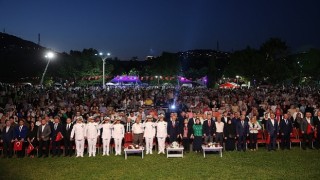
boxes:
[223,119,236,151]
[248,116,261,151]
[27,121,38,158]
[191,118,202,152]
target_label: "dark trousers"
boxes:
[215,133,224,146]
[316,133,320,149]
[51,140,61,156]
[39,140,49,157]
[302,133,313,149]
[133,133,143,146]
[64,139,73,156]
[268,134,277,150]
[281,133,290,149]
[249,133,257,149]
[182,138,190,152]
[169,134,178,143]
[193,136,202,151]
[237,135,246,151]
[3,141,13,158]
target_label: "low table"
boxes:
[124,147,144,160]
[166,147,184,158]
[202,145,223,158]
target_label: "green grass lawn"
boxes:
[0,147,319,180]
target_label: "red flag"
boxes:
[307,124,313,134]
[55,132,63,141]
[124,133,133,143]
[27,143,34,154]
[266,134,271,144]
[14,141,23,151]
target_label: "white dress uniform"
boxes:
[156,121,168,154]
[71,123,86,157]
[112,123,124,155]
[100,123,113,156]
[85,122,99,157]
[143,122,156,154]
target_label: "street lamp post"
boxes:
[236,75,240,84]
[98,52,111,89]
[40,52,55,86]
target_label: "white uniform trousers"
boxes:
[75,139,84,157]
[87,138,97,156]
[102,138,111,155]
[114,138,123,155]
[157,137,166,153]
[145,137,153,154]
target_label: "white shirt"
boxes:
[306,118,311,124]
[132,123,144,134]
[85,122,99,139]
[215,122,224,133]
[42,125,45,132]
[143,122,156,138]
[112,124,124,139]
[156,121,167,138]
[71,123,86,140]
[6,126,10,133]
[99,123,113,139]
[248,122,261,133]
[270,119,275,126]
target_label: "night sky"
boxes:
[1,0,319,59]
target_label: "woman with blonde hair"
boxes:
[248,116,261,151]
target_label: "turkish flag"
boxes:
[55,132,63,141]
[27,143,34,154]
[125,133,133,143]
[14,141,23,151]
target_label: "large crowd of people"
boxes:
[0,84,320,158]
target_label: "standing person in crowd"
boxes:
[279,113,293,150]
[294,112,303,129]
[27,121,38,158]
[156,114,167,154]
[71,117,86,157]
[100,117,113,156]
[85,116,99,157]
[143,115,156,154]
[167,113,180,143]
[1,120,14,158]
[313,111,320,149]
[132,117,144,146]
[248,116,261,151]
[14,119,28,158]
[215,116,224,146]
[51,116,63,157]
[236,115,249,152]
[224,119,236,151]
[203,113,216,144]
[301,112,314,150]
[37,118,51,158]
[113,117,124,156]
[266,113,279,151]
[180,119,192,153]
[63,118,73,157]
[191,118,202,153]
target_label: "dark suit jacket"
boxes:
[222,116,231,124]
[180,124,192,138]
[51,123,63,140]
[14,125,28,140]
[167,120,180,137]
[279,119,293,135]
[300,118,314,134]
[313,116,320,133]
[124,122,133,133]
[1,126,15,142]
[266,119,279,136]
[37,124,52,141]
[236,120,249,136]
[202,119,216,136]
[62,123,73,141]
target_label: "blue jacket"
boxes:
[14,125,28,140]
[266,119,279,136]
[236,120,249,136]
[2,126,15,142]
[279,119,293,135]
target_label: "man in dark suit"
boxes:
[203,113,216,143]
[313,111,320,149]
[236,115,249,151]
[37,119,52,158]
[167,113,180,143]
[222,111,231,124]
[14,119,28,158]
[51,116,64,157]
[63,118,73,157]
[279,113,293,150]
[266,113,279,151]
[300,112,314,150]
[1,120,15,158]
